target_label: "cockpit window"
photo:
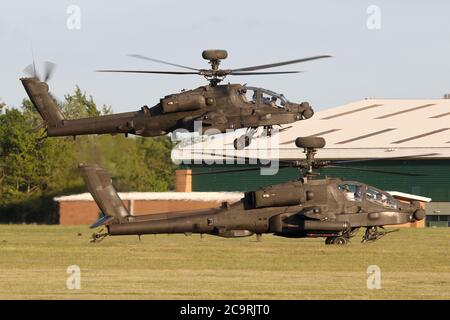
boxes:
[339,183,363,202]
[243,86,289,108]
[237,88,250,103]
[261,92,280,107]
[366,187,397,209]
[237,88,256,104]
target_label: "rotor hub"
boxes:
[201,50,229,85]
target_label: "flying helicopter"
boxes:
[20,50,331,149]
[81,136,429,245]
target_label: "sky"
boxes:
[1,0,449,113]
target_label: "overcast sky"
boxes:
[1,0,449,112]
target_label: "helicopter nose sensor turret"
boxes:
[399,201,426,222]
[300,102,314,119]
[413,209,426,221]
[410,200,426,221]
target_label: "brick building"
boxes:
[54,191,242,225]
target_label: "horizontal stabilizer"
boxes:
[90,214,115,229]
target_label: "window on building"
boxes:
[426,215,450,227]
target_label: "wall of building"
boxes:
[424,202,450,227]
[188,160,450,201]
[59,199,224,225]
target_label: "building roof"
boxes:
[387,191,432,203]
[54,192,244,202]
[55,190,431,203]
[172,98,450,161]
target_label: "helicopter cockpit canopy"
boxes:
[238,86,289,108]
[338,183,363,202]
[365,186,397,209]
[338,182,397,209]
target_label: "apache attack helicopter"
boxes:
[20,50,330,149]
[81,136,428,245]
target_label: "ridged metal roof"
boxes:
[54,192,243,202]
[173,98,450,161]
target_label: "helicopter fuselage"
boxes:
[89,175,424,241]
[21,77,313,141]
[48,84,313,136]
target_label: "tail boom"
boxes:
[21,77,153,137]
[20,77,64,127]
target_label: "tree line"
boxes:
[0,87,175,223]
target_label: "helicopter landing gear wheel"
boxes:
[263,125,273,137]
[233,135,251,150]
[325,236,349,245]
[333,236,349,245]
[233,127,256,150]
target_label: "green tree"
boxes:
[0,87,175,223]
[0,109,41,197]
[96,135,175,192]
[62,86,111,119]
[0,100,5,114]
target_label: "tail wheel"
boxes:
[233,137,245,150]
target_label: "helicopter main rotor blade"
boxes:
[191,151,263,164]
[230,71,302,75]
[330,153,440,165]
[128,54,200,71]
[190,151,293,166]
[326,165,427,177]
[96,69,200,75]
[232,55,332,72]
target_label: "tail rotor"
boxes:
[20,60,64,128]
[23,61,57,82]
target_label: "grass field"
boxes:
[0,225,449,299]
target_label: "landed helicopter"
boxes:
[20,50,330,149]
[81,136,428,245]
